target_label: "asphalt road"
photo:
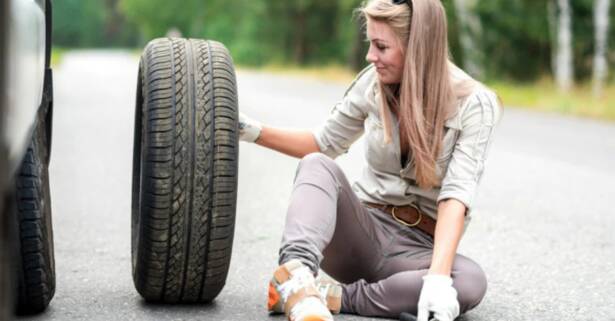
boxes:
[17,51,615,321]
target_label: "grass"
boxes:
[488,79,615,121]
[50,47,66,68]
[243,64,615,122]
[238,63,356,84]
[50,48,615,122]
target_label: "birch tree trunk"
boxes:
[553,0,574,91]
[548,1,558,77]
[453,0,484,79]
[593,0,611,97]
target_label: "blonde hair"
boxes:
[359,0,475,190]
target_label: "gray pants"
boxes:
[279,153,487,318]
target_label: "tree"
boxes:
[270,1,341,65]
[593,0,611,97]
[54,0,610,80]
[550,0,574,91]
[53,0,107,47]
[338,0,368,71]
[452,0,484,79]
[118,0,204,40]
[99,0,140,47]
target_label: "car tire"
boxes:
[11,116,55,314]
[0,200,11,321]
[132,38,239,303]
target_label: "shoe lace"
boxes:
[278,266,316,303]
[289,297,329,320]
[316,282,331,301]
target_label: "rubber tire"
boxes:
[0,200,10,321]
[132,38,239,303]
[10,116,55,315]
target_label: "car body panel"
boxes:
[0,0,9,194]
[1,0,46,176]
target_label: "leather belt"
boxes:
[363,202,436,238]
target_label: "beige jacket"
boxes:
[313,65,502,225]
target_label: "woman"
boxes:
[239,0,501,320]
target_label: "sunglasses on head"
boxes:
[392,0,413,11]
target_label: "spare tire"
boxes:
[132,38,239,303]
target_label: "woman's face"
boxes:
[365,19,405,85]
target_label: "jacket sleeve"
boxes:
[437,88,502,212]
[313,66,375,159]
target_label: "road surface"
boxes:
[17,51,615,321]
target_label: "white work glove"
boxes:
[238,112,262,143]
[417,274,460,321]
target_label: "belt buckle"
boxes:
[391,204,422,227]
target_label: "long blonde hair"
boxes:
[359,0,474,190]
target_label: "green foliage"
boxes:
[53,0,107,47]
[53,0,614,82]
[53,0,139,48]
[119,0,205,39]
[570,0,601,80]
[476,0,552,81]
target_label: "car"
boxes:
[0,0,55,318]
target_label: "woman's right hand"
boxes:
[417,274,459,321]
[238,112,262,143]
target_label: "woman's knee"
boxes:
[297,153,342,178]
[300,152,335,167]
[453,257,488,313]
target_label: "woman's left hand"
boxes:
[417,274,460,321]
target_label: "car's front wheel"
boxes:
[0,201,11,320]
[10,115,55,314]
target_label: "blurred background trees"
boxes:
[52,0,613,87]
[54,0,139,48]
[593,0,611,96]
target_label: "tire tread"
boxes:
[132,38,238,303]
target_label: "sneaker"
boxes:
[315,274,342,315]
[267,259,333,321]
